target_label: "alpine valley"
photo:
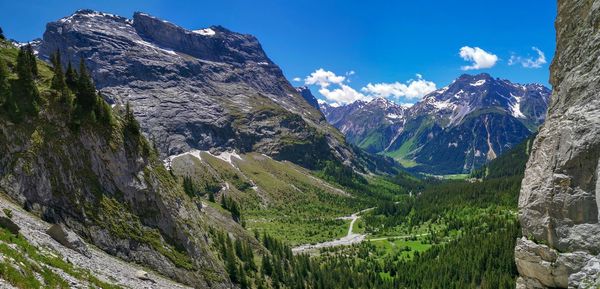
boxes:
[0,2,598,289]
[320,73,551,174]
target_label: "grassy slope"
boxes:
[171,151,378,245]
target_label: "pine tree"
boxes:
[239,264,248,289]
[75,58,97,116]
[262,255,273,276]
[50,50,67,91]
[14,46,39,116]
[208,190,215,202]
[24,44,38,78]
[124,102,141,135]
[0,58,10,106]
[95,93,113,126]
[65,61,78,90]
[226,239,239,283]
[230,198,241,222]
[0,27,5,40]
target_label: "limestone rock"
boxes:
[135,270,156,283]
[516,0,600,287]
[0,212,19,235]
[46,224,91,258]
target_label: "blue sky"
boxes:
[0,0,557,105]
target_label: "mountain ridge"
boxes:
[319,73,551,174]
[35,9,375,172]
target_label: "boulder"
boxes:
[135,270,156,283]
[46,224,91,258]
[0,216,20,235]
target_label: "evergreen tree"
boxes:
[239,264,248,289]
[230,200,241,222]
[226,239,239,283]
[0,58,10,106]
[14,46,39,116]
[261,255,273,276]
[0,27,5,40]
[50,50,67,91]
[95,93,113,126]
[75,58,97,116]
[124,102,140,135]
[24,44,38,78]
[65,61,78,90]
[208,190,215,202]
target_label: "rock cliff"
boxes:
[516,0,600,287]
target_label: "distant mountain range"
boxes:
[319,73,551,174]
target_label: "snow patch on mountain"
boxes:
[470,79,486,86]
[510,93,526,118]
[193,28,216,36]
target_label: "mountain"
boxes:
[516,0,600,287]
[35,10,358,170]
[321,73,551,174]
[0,41,256,288]
[320,97,408,153]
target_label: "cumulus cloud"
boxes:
[304,69,370,105]
[318,84,371,105]
[508,47,547,68]
[292,77,301,82]
[304,68,346,87]
[304,69,436,106]
[459,46,498,70]
[361,74,437,100]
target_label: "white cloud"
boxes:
[292,77,302,82]
[508,47,547,68]
[459,46,498,70]
[361,74,436,100]
[319,84,371,105]
[304,68,345,87]
[304,69,436,106]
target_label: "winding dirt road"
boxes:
[292,207,374,253]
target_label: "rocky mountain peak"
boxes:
[296,86,321,110]
[131,12,271,64]
[37,10,354,169]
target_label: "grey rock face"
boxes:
[516,0,600,287]
[36,10,350,169]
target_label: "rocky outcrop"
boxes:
[47,224,91,258]
[516,0,600,287]
[296,86,321,111]
[36,10,355,170]
[0,210,19,235]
